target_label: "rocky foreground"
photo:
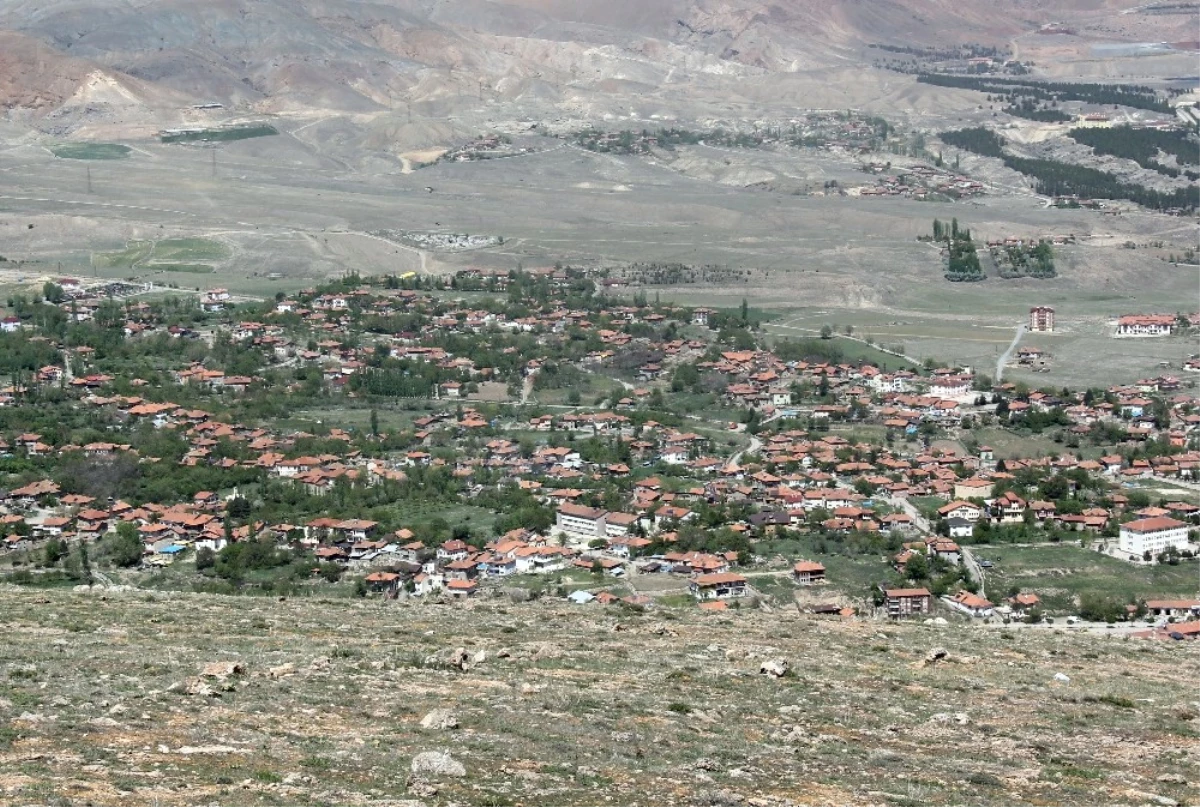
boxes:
[0,585,1196,806]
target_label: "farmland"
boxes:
[979,543,1200,614]
[48,143,131,160]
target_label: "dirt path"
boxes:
[995,323,1026,382]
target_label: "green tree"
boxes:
[43,537,66,566]
[102,521,144,568]
[195,546,216,571]
[904,552,929,580]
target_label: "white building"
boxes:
[929,374,973,401]
[556,503,608,539]
[1115,314,1176,338]
[1118,516,1190,558]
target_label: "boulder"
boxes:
[201,661,245,679]
[759,658,790,678]
[419,709,459,730]
[411,751,466,778]
[923,647,948,666]
[929,712,970,725]
[449,647,471,670]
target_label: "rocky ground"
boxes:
[1,585,1196,806]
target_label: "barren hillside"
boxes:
[0,0,1191,138]
[1,585,1197,806]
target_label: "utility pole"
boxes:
[86,166,92,194]
[211,147,216,178]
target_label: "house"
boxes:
[567,590,596,605]
[791,560,826,584]
[336,519,378,541]
[437,539,471,562]
[689,572,748,601]
[1009,592,1041,616]
[604,512,639,538]
[1118,516,1190,558]
[954,477,994,501]
[990,490,1026,523]
[946,517,974,539]
[947,590,995,618]
[930,375,973,401]
[445,579,478,598]
[938,501,984,522]
[364,571,401,593]
[1145,599,1200,620]
[413,572,444,596]
[928,539,961,565]
[884,587,931,618]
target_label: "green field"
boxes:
[160,125,279,144]
[970,427,1077,460]
[149,264,217,275]
[95,240,154,269]
[95,237,230,271]
[980,543,1200,613]
[151,237,231,262]
[49,143,131,160]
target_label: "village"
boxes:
[0,268,1197,641]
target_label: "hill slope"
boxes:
[1,585,1196,806]
[0,0,1190,132]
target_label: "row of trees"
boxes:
[932,218,984,281]
[1068,126,1200,181]
[916,74,1173,113]
[938,127,1199,211]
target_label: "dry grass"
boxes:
[1,585,1196,806]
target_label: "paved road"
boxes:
[995,323,1026,382]
[893,498,986,596]
[892,497,933,532]
[728,432,763,467]
[961,546,986,599]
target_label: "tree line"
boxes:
[938,127,1199,211]
[916,74,1173,113]
[1068,126,1200,181]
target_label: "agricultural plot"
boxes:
[95,238,230,273]
[978,543,1200,614]
[49,143,131,160]
[160,125,279,144]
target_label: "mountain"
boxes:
[0,1,1192,139]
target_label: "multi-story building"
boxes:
[1118,516,1190,557]
[555,503,608,539]
[884,587,932,618]
[1029,306,1055,332]
[792,560,827,584]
